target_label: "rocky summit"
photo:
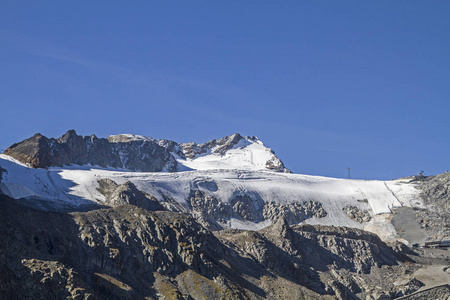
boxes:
[4,130,178,172]
[1,131,450,299]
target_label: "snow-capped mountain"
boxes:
[4,130,289,173]
[3,131,450,299]
[107,132,290,173]
[0,130,430,244]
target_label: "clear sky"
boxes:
[1,1,449,180]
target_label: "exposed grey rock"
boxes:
[265,156,291,173]
[184,190,328,228]
[410,173,450,240]
[20,259,96,300]
[180,133,244,159]
[108,134,186,159]
[263,201,327,225]
[342,205,372,223]
[394,278,425,298]
[231,193,265,221]
[396,284,450,300]
[420,172,450,210]
[4,130,178,172]
[188,190,233,222]
[97,179,164,211]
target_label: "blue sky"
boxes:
[1,1,449,179]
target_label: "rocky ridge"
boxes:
[97,179,164,211]
[180,133,245,159]
[4,130,177,172]
[4,131,290,173]
[111,133,290,173]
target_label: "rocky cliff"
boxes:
[3,131,290,173]
[4,130,178,172]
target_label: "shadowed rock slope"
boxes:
[0,194,420,299]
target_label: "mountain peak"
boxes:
[3,131,289,173]
[3,131,177,172]
[177,133,290,173]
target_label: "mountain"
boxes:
[4,130,178,172]
[4,130,289,173]
[104,132,290,173]
[0,131,431,238]
[0,130,427,238]
[1,130,450,299]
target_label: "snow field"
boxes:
[0,154,422,231]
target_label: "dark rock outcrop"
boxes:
[0,166,6,182]
[263,201,327,224]
[186,189,327,228]
[180,133,244,159]
[97,179,164,211]
[342,205,372,223]
[4,130,177,172]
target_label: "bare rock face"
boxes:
[394,278,425,298]
[188,190,233,222]
[408,173,450,241]
[108,134,186,159]
[4,130,177,172]
[230,193,265,221]
[186,190,327,228]
[180,133,244,159]
[397,284,450,300]
[3,133,53,169]
[263,201,327,225]
[420,172,450,210]
[342,205,372,223]
[97,179,164,211]
[265,155,291,173]
[20,259,95,300]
